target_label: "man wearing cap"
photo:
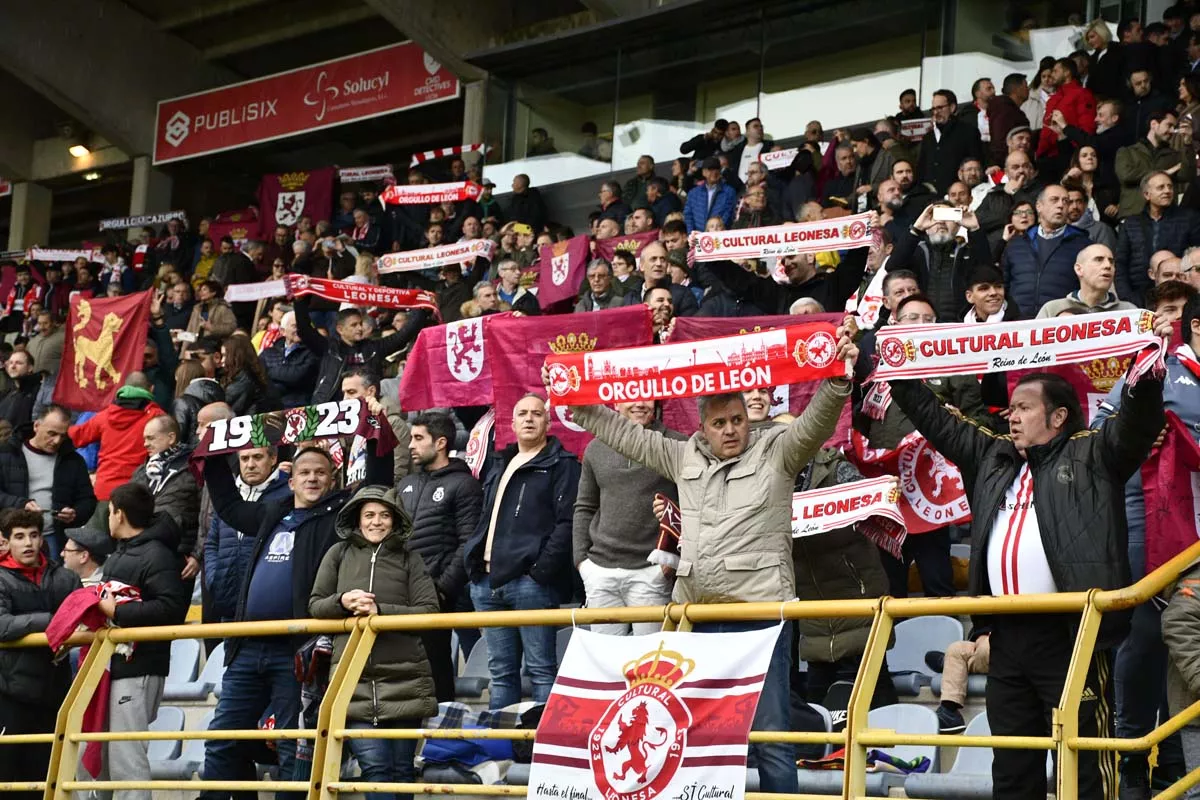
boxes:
[684,156,737,233]
[478,179,504,223]
[680,118,729,164]
[62,527,111,587]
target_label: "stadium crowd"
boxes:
[9,7,1200,800]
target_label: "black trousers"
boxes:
[880,527,955,598]
[421,628,456,703]
[0,696,58,800]
[988,614,1117,800]
[805,654,900,709]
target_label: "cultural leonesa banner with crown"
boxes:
[868,309,1162,383]
[545,323,846,407]
[528,627,779,800]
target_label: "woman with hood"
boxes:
[310,485,439,800]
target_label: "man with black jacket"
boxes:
[100,483,191,800]
[398,411,483,701]
[918,89,984,195]
[294,301,430,405]
[697,243,868,316]
[464,394,579,708]
[891,203,993,320]
[884,346,1167,800]
[200,428,393,799]
[0,509,80,799]
[260,311,319,408]
[1115,170,1200,303]
[638,242,699,317]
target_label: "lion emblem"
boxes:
[605,702,668,783]
[72,300,124,390]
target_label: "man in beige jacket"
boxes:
[547,325,857,796]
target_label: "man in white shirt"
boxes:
[884,333,1168,800]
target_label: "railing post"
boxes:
[843,600,892,800]
[312,619,374,800]
[49,631,116,800]
[1055,591,1104,800]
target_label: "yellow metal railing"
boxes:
[3,538,1199,800]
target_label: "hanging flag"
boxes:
[545,322,845,408]
[377,239,495,274]
[850,431,971,535]
[258,168,336,230]
[53,291,153,411]
[592,230,661,264]
[536,234,591,309]
[661,314,851,448]
[398,314,509,410]
[206,208,261,249]
[529,628,779,800]
[1142,411,1200,574]
[492,305,653,454]
[379,181,482,206]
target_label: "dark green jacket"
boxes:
[309,485,439,724]
[861,374,992,450]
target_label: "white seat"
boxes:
[889,616,965,681]
[163,640,216,701]
[904,712,1054,799]
[147,705,184,762]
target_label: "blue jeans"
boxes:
[692,620,798,795]
[469,574,558,708]
[348,720,418,800]
[200,639,302,800]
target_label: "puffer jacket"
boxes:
[572,379,850,603]
[0,558,80,702]
[104,513,192,680]
[173,378,225,446]
[397,459,483,604]
[791,449,890,663]
[889,374,1164,648]
[223,369,281,416]
[309,485,439,723]
[1002,225,1092,318]
[204,470,292,620]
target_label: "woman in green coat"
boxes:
[310,484,440,800]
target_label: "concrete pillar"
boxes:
[463,78,488,146]
[7,181,51,250]
[127,155,173,243]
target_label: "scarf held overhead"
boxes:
[544,322,846,406]
[689,213,874,263]
[379,181,482,206]
[377,239,496,274]
[193,398,397,459]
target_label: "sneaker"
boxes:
[924,650,945,673]
[936,704,965,734]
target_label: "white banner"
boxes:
[28,248,101,263]
[900,118,933,140]
[759,148,798,170]
[792,476,903,538]
[869,310,1161,382]
[338,165,394,183]
[98,210,187,231]
[377,239,495,274]
[225,279,285,302]
[528,627,779,800]
[691,214,873,263]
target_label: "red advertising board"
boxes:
[153,42,460,164]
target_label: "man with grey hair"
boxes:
[471,281,500,315]
[261,310,318,407]
[789,297,825,315]
[550,324,858,796]
[576,258,626,312]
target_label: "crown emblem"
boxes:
[887,483,901,504]
[622,642,695,689]
[230,227,248,239]
[278,171,310,191]
[1079,356,1130,392]
[547,332,598,354]
[1137,311,1154,334]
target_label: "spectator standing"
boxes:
[172,357,225,447]
[0,509,80,800]
[463,394,580,707]
[1085,20,1125,101]
[61,526,112,588]
[397,411,482,702]
[1037,58,1097,169]
[98,483,192,800]
[25,311,63,383]
[260,311,319,408]
[208,237,254,289]
[0,352,40,437]
[1002,185,1093,315]
[1125,69,1175,141]
[309,484,438,797]
[684,157,737,232]
[1,266,44,334]
[184,281,237,351]
[0,405,95,557]
[573,400,683,635]
[131,416,201,569]
[679,119,728,163]
[918,89,984,195]
[1115,109,1195,218]
[1115,171,1200,302]
[988,74,1033,163]
[1064,182,1118,251]
[890,203,992,321]
[219,335,280,416]
[850,130,894,210]
[638,242,699,317]
[597,180,631,225]
[624,155,657,206]
[506,174,547,234]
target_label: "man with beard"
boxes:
[875,179,908,241]
[918,89,984,194]
[1064,183,1117,251]
[890,159,936,231]
[397,411,483,701]
[957,157,984,192]
[890,203,991,320]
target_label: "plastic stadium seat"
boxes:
[162,640,201,700]
[904,712,1052,798]
[164,641,220,701]
[555,627,573,666]
[147,705,185,763]
[889,616,965,694]
[796,703,939,796]
[950,543,972,561]
[151,709,214,780]
[454,639,490,699]
[931,673,988,698]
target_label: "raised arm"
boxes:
[776,379,852,477]
[1095,373,1165,484]
[292,296,330,356]
[203,455,267,538]
[570,404,686,482]
[887,378,999,486]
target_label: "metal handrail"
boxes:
[1,537,1195,800]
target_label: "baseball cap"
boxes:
[65,527,114,560]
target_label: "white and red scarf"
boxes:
[377,239,495,274]
[379,181,482,206]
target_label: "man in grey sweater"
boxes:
[572,401,684,635]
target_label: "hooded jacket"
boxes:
[68,387,165,500]
[309,485,439,723]
[397,459,482,604]
[103,513,192,680]
[0,437,97,545]
[0,557,80,702]
[204,469,292,620]
[173,378,225,446]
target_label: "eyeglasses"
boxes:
[1013,209,1036,217]
[897,313,938,323]
[930,103,950,112]
[63,546,84,554]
